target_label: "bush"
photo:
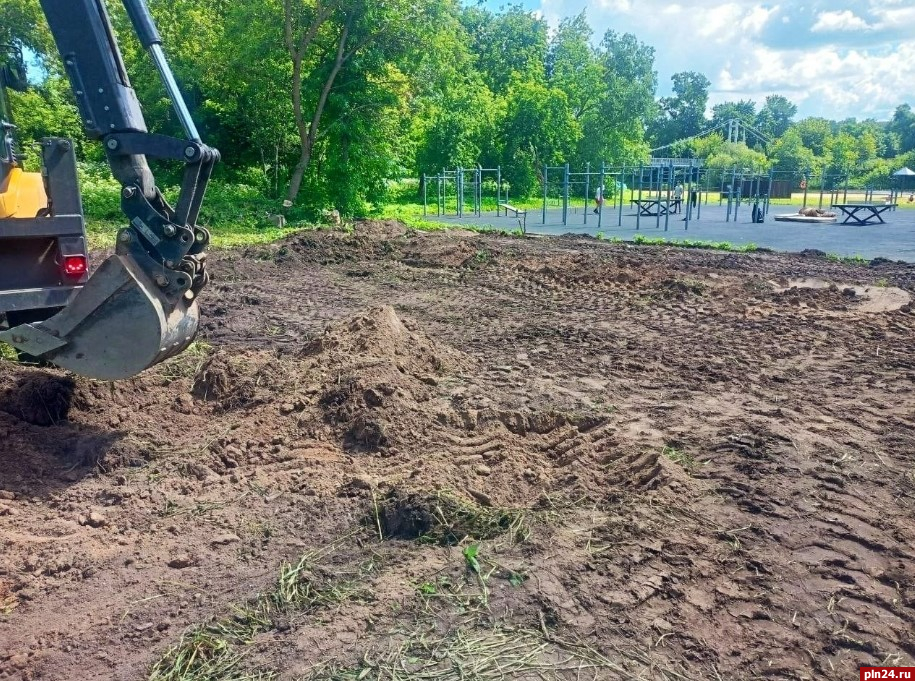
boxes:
[77,163,122,221]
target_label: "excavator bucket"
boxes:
[0,252,198,380]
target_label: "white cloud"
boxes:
[868,4,915,29]
[811,10,872,32]
[534,0,915,119]
[712,42,915,118]
[740,4,779,32]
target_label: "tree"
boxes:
[547,12,601,122]
[462,5,547,93]
[670,133,724,160]
[705,141,769,174]
[888,104,915,154]
[835,118,894,159]
[754,95,797,139]
[280,0,440,206]
[414,77,500,173]
[710,100,756,134]
[0,0,55,64]
[825,132,858,175]
[651,71,710,149]
[498,78,581,196]
[790,117,833,157]
[768,128,815,172]
[593,30,656,163]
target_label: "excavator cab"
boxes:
[0,0,218,380]
[0,45,47,219]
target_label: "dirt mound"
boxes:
[192,349,291,411]
[400,235,494,268]
[352,219,408,240]
[306,306,470,450]
[0,372,78,426]
[770,282,855,310]
[191,305,471,451]
[303,305,465,372]
[281,229,403,265]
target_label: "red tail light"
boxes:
[63,255,88,277]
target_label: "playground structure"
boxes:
[421,158,908,233]
[423,166,503,219]
[424,159,718,232]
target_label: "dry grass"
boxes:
[301,626,698,681]
[148,539,372,681]
[375,489,531,546]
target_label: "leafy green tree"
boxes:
[670,132,724,160]
[279,0,445,206]
[594,30,656,163]
[546,12,607,166]
[651,71,710,148]
[887,104,915,153]
[768,128,815,172]
[412,2,500,175]
[547,12,601,121]
[754,95,797,139]
[462,5,547,93]
[825,132,859,175]
[790,117,833,157]
[854,158,894,189]
[705,141,769,174]
[6,77,88,166]
[0,0,55,64]
[414,77,500,173]
[498,78,581,196]
[883,131,902,158]
[835,118,895,159]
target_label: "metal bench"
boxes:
[498,203,527,233]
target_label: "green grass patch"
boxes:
[374,489,531,546]
[149,542,373,681]
[85,219,313,251]
[0,342,18,362]
[156,340,213,384]
[148,627,274,681]
[630,234,758,253]
[662,445,695,471]
[825,252,869,265]
[383,202,527,236]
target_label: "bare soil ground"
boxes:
[2,222,915,681]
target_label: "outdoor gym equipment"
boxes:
[422,165,503,218]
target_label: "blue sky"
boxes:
[480,0,915,121]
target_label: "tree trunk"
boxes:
[284,20,350,207]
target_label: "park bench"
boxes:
[499,203,526,218]
[498,203,527,233]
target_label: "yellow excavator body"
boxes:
[0,166,47,218]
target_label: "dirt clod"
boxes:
[166,554,197,569]
[1,373,77,426]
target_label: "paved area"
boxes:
[428,201,915,262]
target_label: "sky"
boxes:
[482,0,915,121]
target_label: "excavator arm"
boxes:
[0,0,218,380]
